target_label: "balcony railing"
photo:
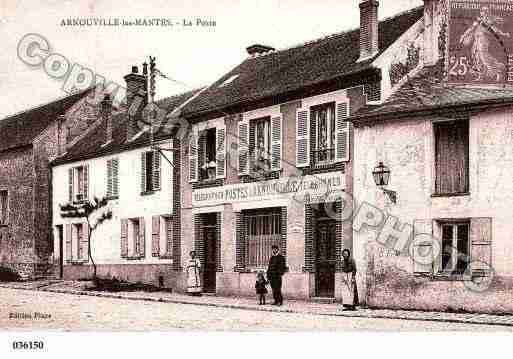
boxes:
[312,148,335,166]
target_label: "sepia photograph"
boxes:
[1,0,513,356]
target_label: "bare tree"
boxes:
[60,197,113,280]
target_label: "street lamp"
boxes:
[372,162,397,204]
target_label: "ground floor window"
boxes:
[440,221,470,275]
[0,190,8,225]
[65,222,88,262]
[244,208,282,268]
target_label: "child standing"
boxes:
[255,272,268,305]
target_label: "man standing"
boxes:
[267,245,286,306]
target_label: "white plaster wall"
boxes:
[52,140,174,265]
[353,106,513,278]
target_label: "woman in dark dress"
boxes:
[341,249,359,310]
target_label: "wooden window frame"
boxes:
[0,190,8,226]
[433,119,470,197]
[310,102,336,167]
[436,220,471,278]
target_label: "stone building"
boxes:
[0,89,97,279]
[350,0,513,313]
[176,1,424,299]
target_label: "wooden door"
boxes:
[203,226,217,293]
[315,220,336,297]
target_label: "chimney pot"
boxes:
[358,0,380,62]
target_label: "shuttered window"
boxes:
[141,151,161,193]
[434,120,469,195]
[440,222,470,275]
[106,158,119,198]
[69,165,89,203]
[0,190,8,225]
[412,218,492,278]
[249,117,271,174]
[238,120,250,175]
[199,128,217,181]
[311,103,336,164]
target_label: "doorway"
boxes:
[315,219,336,297]
[202,213,218,293]
[56,225,64,279]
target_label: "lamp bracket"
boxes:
[382,188,397,204]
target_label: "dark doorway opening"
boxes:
[56,225,64,279]
[202,213,218,293]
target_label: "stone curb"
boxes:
[2,283,513,327]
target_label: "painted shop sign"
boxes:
[192,172,345,207]
[447,0,513,86]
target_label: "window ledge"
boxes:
[66,260,88,265]
[431,192,470,198]
[124,256,146,260]
[414,273,471,281]
[106,196,119,201]
[158,254,174,260]
[140,190,156,196]
[0,223,8,228]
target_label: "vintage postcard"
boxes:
[1,0,513,355]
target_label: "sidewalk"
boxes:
[2,280,513,327]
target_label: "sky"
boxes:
[0,0,423,119]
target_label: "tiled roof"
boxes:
[352,65,513,125]
[181,6,425,117]
[0,90,91,152]
[52,89,200,165]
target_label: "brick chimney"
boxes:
[246,44,275,57]
[100,94,113,144]
[358,0,379,62]
[57,114,66,155]
[124,65,148,139]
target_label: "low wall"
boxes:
[62,264,185,291]
[365,246,513,314]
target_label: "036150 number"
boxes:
[12,341,44,350]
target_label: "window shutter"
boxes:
[271,116,282,171]
[68,168,74,203]
[82,223,89,262]
[141,152,147,192]
[238,120,249,175]
[188,135,198,182]
[470,218,492,276]
[412,219,435,274]
[112,158,119,198]
[138,217,146,258]
[216,126,226,178]
[335,102,350,162]
[166,217,173,256]
[120,219,128,258]
[65,224,72,261]
[153,150,161,191]
[106,160,113,198]
[296,108,310,167]
[152,215,160,257]
[83,165,89,200]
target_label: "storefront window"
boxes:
[245,209,282,267]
